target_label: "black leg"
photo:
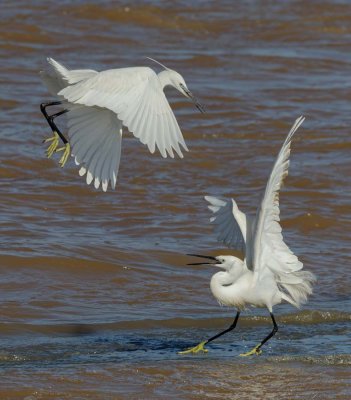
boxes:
[258,312,278,349]
[240,312,278,356]
[48,109,69,144]
[206,311,240,345]
[40,102,68,144]
[40,101,63,125]
[40,101,62,112]
[179,311,240,354]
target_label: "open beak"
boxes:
[181,85,206,113]
[187,253,217,266]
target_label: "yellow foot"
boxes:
[44,131,59,158]
[56,142,71,167]
[240,344,262,357]
[178,341,208,355]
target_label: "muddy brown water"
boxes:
[0,1,350,399]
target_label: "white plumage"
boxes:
[40,57,204,191]
[181,116,316,356]
[205,116,315,309]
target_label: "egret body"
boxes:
[40,58,204,191]
[180,116,315,356]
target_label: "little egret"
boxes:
[179,116,316,356]
[40,57,205,191]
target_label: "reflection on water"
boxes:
[0,0,350,398]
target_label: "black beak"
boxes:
[180,85,206,113]
[187,253,217,265]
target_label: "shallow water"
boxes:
[0,0,350,399]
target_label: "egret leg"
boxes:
[240,312,278,357]
[40,102,68,143]
[41,103,70,165]
[178,311,240,354]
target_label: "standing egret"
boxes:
[40,58,205,192]
[179,116,315,356]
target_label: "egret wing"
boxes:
[66,104,122,192]
[205,195,250,254]
[58,66,188,158]
[252,116,305,276]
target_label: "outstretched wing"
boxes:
[66,104,123,192]
[252,116,305,277]
[58,64,188,158]
[205,195,252,256]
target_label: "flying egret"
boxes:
[40,57,205,192]
[179,116,316,356]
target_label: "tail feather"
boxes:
[39,71,67,95]
[40,58,97,96]
[278,270,316,308]
[47,58,70,81]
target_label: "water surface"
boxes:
[0,1,350,399]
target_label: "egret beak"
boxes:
[187,253,217,265]
[180,84,206,113]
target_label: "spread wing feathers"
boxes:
[66,104,123,192]
[58,67,188,158]
[40,58,98,95]
[205,195,248,254]
[253,116,305,276]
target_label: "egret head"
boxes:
[187,254,243,271]
[147,57,205,113]
[214,255,243,271]
[169,70,206,113]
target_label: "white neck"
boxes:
[157,70,173,89]
[210,263,249,308]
